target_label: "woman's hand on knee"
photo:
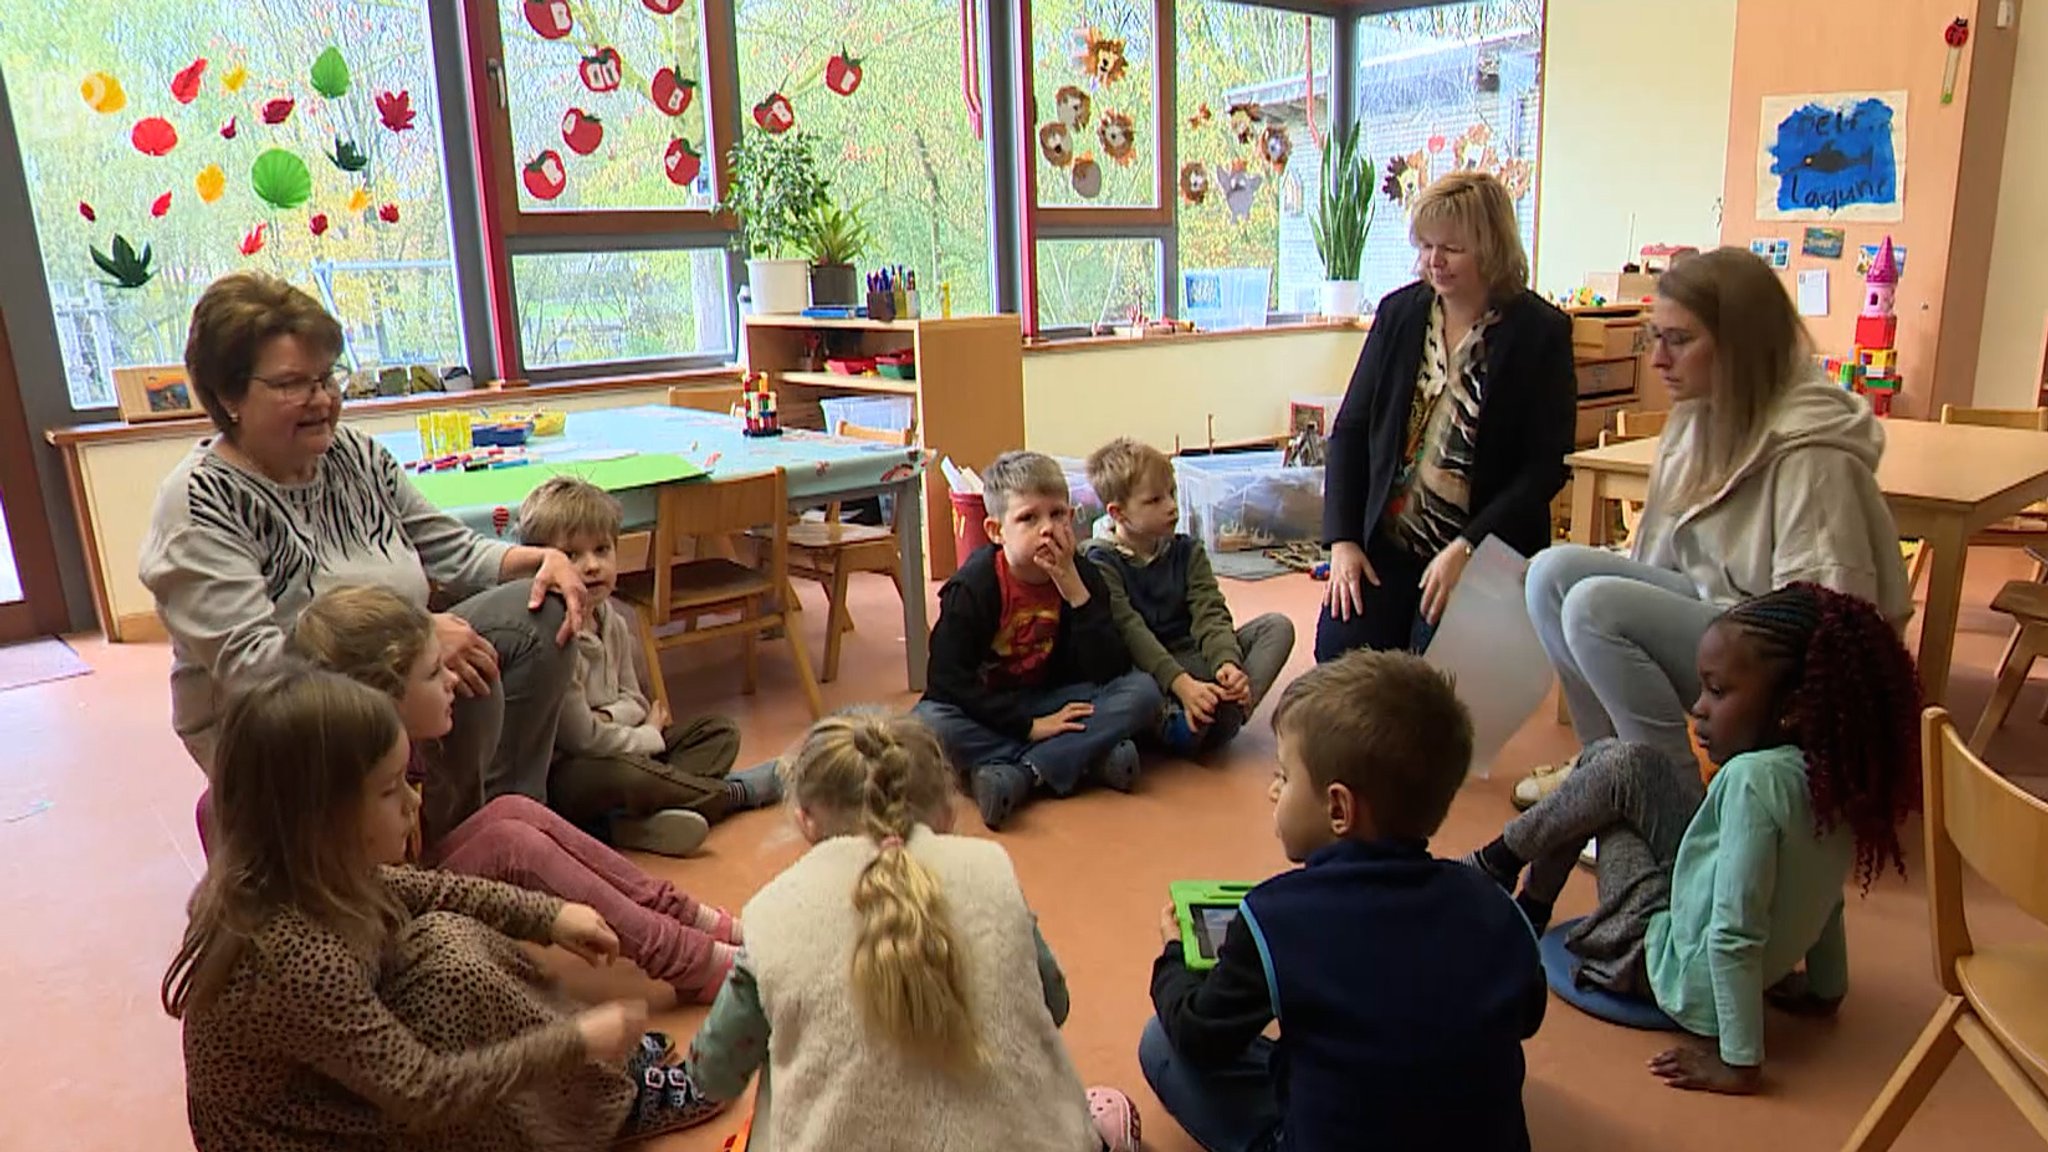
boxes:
[434,613,499,697]
[1325,542,1378,621]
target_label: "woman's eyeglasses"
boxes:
[250,367,349,404]
[1644,326,1697,354]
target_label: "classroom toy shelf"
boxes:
[742,313,1024,580]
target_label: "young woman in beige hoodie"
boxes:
[1513,248,1911,803]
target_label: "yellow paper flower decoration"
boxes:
[81,72,127,114]
[195,165,226,204]
[222,64,248,92]
[346,188,371,215]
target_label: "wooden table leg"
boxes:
[1915,516,1970,706]
[897,476,930,693]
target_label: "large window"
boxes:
[1036,237,1161,329]
[1029,0,1160,210]
[734,0,994,314]
[1355,0,1543,304]
[1175,1,1333,319]
[3,1,465,409]
[512,249,730,368]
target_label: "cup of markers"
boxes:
[416,411,474,460]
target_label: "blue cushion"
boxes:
[1539,917,1681,1031]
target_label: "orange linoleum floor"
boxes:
[3,552,2045,1152]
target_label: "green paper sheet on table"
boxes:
[405,451,706,509]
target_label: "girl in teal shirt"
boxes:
[1465,583,1920,1094]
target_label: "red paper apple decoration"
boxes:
[641,0,685,12]
[523,0,572,39]
[651,68,696,117]
[579,48,623,94]
[663,137,702,186]
[523,150,567,200]
[751,92,794,133]
[561,108,604,155]
[824,48,863,97]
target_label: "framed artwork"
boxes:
[112,364,203,423]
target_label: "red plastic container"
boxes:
[826,356,878,375]
[949,490,989,568]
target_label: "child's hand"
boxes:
[1159,901,1183,948]
[1648,1046,1762,1095]
[1030,701,1094,741]
[551,903,620,966]
[649,699,672,732]
[1171,675,1223,728]
[1033,521,1090,605]
[574,999,649,1063]
[1214,663,1251,703]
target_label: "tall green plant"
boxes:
[720,130,831,260]
[1310,123,1375,282]
[800,199,873,266]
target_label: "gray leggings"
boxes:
[1525,544,1723,770]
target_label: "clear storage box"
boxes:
[1174,450,1325,553]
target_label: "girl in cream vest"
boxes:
[1509,247,1909,808]
[676,709,1141,1152]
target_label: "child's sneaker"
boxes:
[1158,704,1202,757]
[723,759,783,810]
[612,808,710,857]
[1086,1086,1141,1152]
[624,1064,728,1140]
[971,761,1033,830]
[1094,739,1141,793]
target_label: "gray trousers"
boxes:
[1169,612,1296,749]
[1525,544,1722,771]
[426,581,575,843]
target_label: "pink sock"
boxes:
[691,903,743,945]
[682,942,740,1003]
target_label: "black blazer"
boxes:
[1322,280,1578,559]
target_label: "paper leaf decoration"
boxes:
[377,202,400,223]
[250,148,313,210]
[196,165,226,203]
[262,97,295,125]
[346,188,371,214]
[222,64,248,92]
[171,58,208,104]
[327,136,369,173]
[131,118,178,156]
[309,213,329,236]
[79,201,96,222]
[91,234,154,288]
[376,90,416,132]
[81,72,126,114]
[310,47,350,99]
[150,191,172,217]
[221,117,238,139]
[239,222,267,256]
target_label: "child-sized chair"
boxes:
[1966,558,2048,755]
[1840,708,2048,1150]
[619,468,825,721]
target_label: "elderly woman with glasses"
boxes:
[141,272,588,844]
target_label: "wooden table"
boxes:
[1565,419,2048,703]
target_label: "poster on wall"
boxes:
[1755,91,1907,223]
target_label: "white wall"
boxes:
[1533,0,1738,298]
[1974,0,2048,407]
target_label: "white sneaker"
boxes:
[612,809,711,857]
[1579,838,1597,867]
[1512,755,1579,810]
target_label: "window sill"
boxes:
[1022,316,1368,356]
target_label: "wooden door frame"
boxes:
[0,307,69,641]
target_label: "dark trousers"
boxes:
[1313,529,1435,662]
[911,670,1163,794]
[1138,1017,1282,1152]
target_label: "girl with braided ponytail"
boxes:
[1465,583,1920,1096]
[677,709,1141,1152]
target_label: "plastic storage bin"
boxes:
[1050,455,1106,534]
[1174,450,1324,553]
[819,395,915,435]
[1182,268,1271,332]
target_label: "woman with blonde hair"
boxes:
[1511,247,1910,808]
[677,709,1140,1152]
[1319,170,1578,659]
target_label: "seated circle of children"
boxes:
[1463,583,1922,1095]
[163,664,726,1151]
[291,584,742,1004]
[1143,650,1547,1152]
[518,476,781,857]
[1082,437,1296,755]
[914,450,1164,829]
[673,709,1143,1152]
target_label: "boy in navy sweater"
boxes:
[1142,650,1545,1152]
[913,451,1163,830]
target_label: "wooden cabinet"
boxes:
[741,314,1024,581]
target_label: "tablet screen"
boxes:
[1192,903,1240,959]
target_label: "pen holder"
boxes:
[866,288,896,323]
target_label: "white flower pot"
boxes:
[1319,279,1363,318]
[746,258,812,315]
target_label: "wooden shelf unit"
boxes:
[742,313,1024,581]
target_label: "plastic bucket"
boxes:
[950,491,989,569]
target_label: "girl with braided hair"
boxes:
[677,709,1141,1151]
[1465,583,1920,1096]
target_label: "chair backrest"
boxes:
[1921,707,2048,988]
[1615,408,1668,439]
[649,469,789,607]
[1939,404,2048,432]
[833,418,916,446]
[669,383,745,414]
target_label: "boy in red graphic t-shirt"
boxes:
[914,451,1163,829]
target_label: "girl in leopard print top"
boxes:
[162,665,726,1152]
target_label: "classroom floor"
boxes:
[5,550,2046,1152]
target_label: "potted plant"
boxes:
[721,129,830,314]
[1310,122,1374,318]
[801,199,872,307]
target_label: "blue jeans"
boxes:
[1138,1017,1282,1152]
[911,670,1163,794]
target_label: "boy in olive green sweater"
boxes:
[1082,438,1295,755]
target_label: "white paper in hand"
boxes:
[1424,536,1555,778]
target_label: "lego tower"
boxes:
[1852,236,1901,416]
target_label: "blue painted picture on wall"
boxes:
[1756,91,1907,223]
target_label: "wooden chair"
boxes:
[617,468,824,722]
[1841,708,2048,1150]
[749,419,913,682]
[1968,552,2048,754]
[667,383,745,414]
[1906,405,2048,589]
